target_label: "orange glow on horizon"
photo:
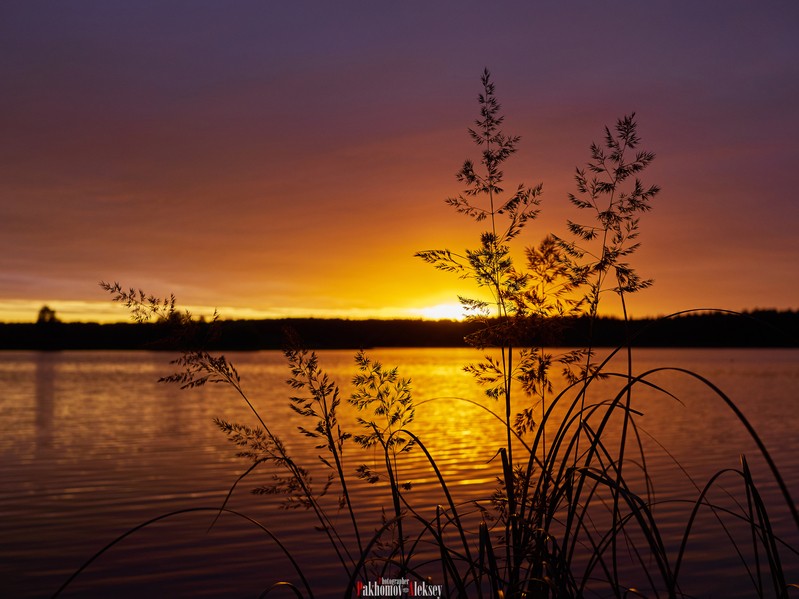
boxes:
[412,303,467,321]
[0,297,475,324]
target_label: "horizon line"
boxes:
[4,307,798,327]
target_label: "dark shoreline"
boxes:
[1,310,797,350]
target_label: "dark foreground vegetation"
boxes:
[2,310,798,351]
[53,72,798,598]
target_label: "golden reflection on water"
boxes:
[0,348,797,598]
[34,352,55,455]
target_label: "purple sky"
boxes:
[1,1,797,322]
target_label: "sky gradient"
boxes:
[2,1,798,322]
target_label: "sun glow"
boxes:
[415,303,466,321]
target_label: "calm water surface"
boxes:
[1,348,797,597]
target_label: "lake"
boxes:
[1,348,797,597]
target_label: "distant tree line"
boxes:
[1,310,797,350]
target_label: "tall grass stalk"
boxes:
[56,73,798,598]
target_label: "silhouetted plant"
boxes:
[416,69,584,465]
[558,113,660,310]
[55,73,799,599]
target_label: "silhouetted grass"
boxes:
[55,71,797,598]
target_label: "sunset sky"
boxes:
[2,2,797,323]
